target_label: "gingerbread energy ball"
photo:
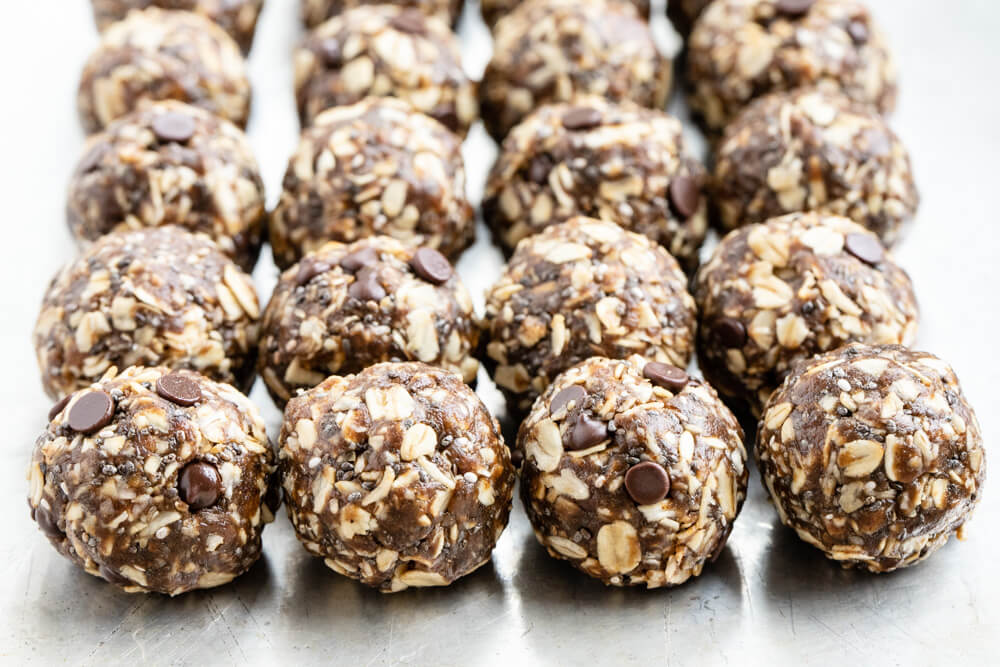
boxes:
[758,344,986,572]
[694,212,918,412]
[271,98,473,270]
[686,0,897,133]
[279,362,515,591]
[667,0,711,38]
[713,89,918,245]
[34,227,260,400]
[480,0,650,29]
[519,357,747,587]
[68,101,265,271]
[29,366,277,595]
[302,0,463,29]
[484,218,696,415]
[77,8,251,133]
[259,237,479,406]
[294,6,477,135]
[483,98,707,271]
[480,0,670,142]
[90,0,264,53]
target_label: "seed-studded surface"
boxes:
[519,357,747,587]
[89,0,264,53]
[686,0,897,133]
[694,212,918,413]
[34,227,261,400]
[279,362,515,592]
[294,6,477,135]
[67,101,265,272]
[302,0,463,29]
[484,217,697,416]
[479,0,670,142]
[28,366,277,595]
[479,0,650,30]
[483,97,707,272]
[667,0,711,38]
[712,89,918,245]
[259,237,480,407]
[271,98,473,270]
[757,344,985,572]
[77,8,251,133]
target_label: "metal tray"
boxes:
[1,1,997,664]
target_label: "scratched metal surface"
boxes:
[1,1,998,664]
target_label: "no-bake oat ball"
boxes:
[484,218,697,416]
[67,101,265,271]
[294,5,477,135]
[259,237,480,406]
[694,212,918,412]
[712,89,918,245]
[480,0,650,29]
[29,366,277,595]
[302,0,463,29]
[77,8,251,133]
[90,0,264,53]
[758,344,985,572]
[519,356,747,587]
[686,0,897,133]
[34,227,261,400]
[483,98,707,271]
[279,361,515,592]
[480,0,671,142]
[271,98,473,270]
[667,0,712,38]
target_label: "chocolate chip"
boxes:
[264,474,283,515]
[390,9,426,34]
[775,0,815,16]
[67,391,115,434]
[156,373,202,406]
[34,505,63,538]
[320,38,342,66]
[846,19,869,44]
[844,232,885,266]
[340,246,378,273]
[550,385,586,416]
[410,247,453,284]
[510,448,524,468]
[151,112,196,144]
[668,175,700,219]
[295,258,332,286]
[48,394,72,421]
[349,267,386,301]
[178,461,222,511]
[528,155,553,184]
[566,412,608,451]
[99,564,132,587]
[624,461,671,505]
[561,106,602,131]
[643,362,689,392]
[714,318,747,348]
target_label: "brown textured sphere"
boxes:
[758,344,985,572]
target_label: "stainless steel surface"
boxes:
[1,1,998,664]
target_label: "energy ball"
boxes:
[90,0,264,53]
[712,89,918,245]
[758,344,986,572]
[480,0,671,142]
[519,356,747,587]
[482,97,708,271]
[294,6,477,135]
[67,101,266,272]
[34,227,261,400]
[686,0,897,133]
[270,98,473,270]
[484,217,697,416]
[667,0,711,38]
[77,8,251,133]
[28,366,277,595]
[480,0,650,29]
[279,362,515,592]
[302,0,463,29]
[694,212,918,412]
[259,237,480,406]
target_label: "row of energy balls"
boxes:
[28,0,985,596]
